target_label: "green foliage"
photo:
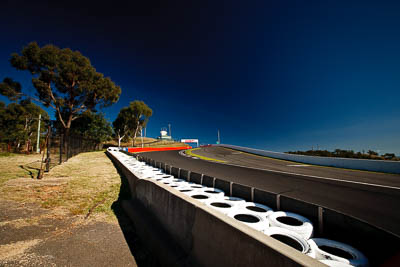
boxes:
[287,149,398,161]
[0,78,22,101]
[113,100,152,146]
[383,153,396,160]
[129,100,153,128]
[0,100,49,151]
[70,111,113,144]
[0,42,121,134]
[113,107,131,139]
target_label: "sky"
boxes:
[1,0,400,154]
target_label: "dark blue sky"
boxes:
[1,1,399,154]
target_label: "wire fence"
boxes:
[43,129,102,172]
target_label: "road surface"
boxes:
[140,146,400,236]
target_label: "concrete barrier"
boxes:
[108,151,323,266]
[254,188,278,210]
[190,172,202,184]
[180,169,190,181]
[217,144,400,174]
[201,175,215,187]
[108,151,400,266]
[215,178,231,195]
[232,182,252,200]
[134,178,322,267]
[171,167,180,178]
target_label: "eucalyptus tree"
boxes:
[129,100,152,147]
[113,107,131,147]
[0,42,121,147]
[0,100,48,151]
[70,111,112,148]
[113,101,152,147]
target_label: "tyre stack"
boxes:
[111,150,369,267]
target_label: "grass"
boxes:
[0,151,123,222]
[0,152,17,157]
[0,153,43,185]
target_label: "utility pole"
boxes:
[217,130,220,144]
[140,126,144,148]
[36,114,41,153]
[168,123,171,137]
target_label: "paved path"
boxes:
[0,200,140,267]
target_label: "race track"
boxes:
[140,146,400,236]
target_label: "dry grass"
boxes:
[0,151,122,221]
[0,153,43,185]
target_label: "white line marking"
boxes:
[287,164,310,167]
[178,150,400,190]
[212,160,400,190]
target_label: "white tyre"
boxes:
[187,191,216,203]
[319,260,353,267]
[150,173,169,179]
[227,208,269,232]
[204,199,238,215]
[136,171,165,179]
[168,182,183,188]
[264,227,315,257]
[268,211,314,240]
[198,188,225,198]
[171,178,186,183]
[177,187,198,194]
[223,196,246,206]
[187,182,208,190]
[243,202,274,218]
[147,174,169,180]
[160,179,175,185]
[308,238,369,267]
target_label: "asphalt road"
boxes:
[140,147,400,236]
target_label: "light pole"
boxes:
[36,114,41,153]
[140,126,144,148]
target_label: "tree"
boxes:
[0,102,6,142]
[112,101,152,147]
[128,101,152,147]
[383,153,396,160]
[367,150,378,156]
[0,100,49,152]
[0,42,121,147]
[113,107,131,147]
[70,111,112,147]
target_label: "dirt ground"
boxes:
[0,151,156,266]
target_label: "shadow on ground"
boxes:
[107,152,160,267]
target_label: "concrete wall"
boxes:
[111,152,400,266]
[217,144,400,174]
[134,178,321,267]
[108,151,323,266]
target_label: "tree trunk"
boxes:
[64,127,70,159]
[133,121,140,147]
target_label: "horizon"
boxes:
[1,1,399,155]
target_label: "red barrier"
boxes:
[127,146,192,153]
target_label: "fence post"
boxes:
[60,134,63,164]
[67,135,70,160]
[45,126,51,172]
